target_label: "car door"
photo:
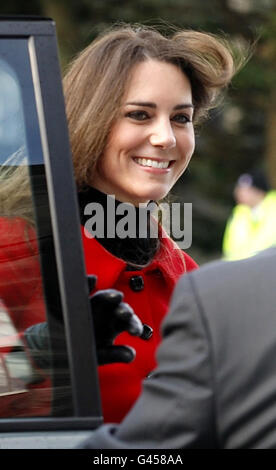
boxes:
[0,16,102,449]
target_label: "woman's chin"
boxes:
[129,187,170,205]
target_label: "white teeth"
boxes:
[135,158,170,169]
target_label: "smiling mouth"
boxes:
[133,157,174,169]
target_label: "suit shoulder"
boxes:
[189,247,276,286]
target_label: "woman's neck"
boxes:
[78,186,159,267]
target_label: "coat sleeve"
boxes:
[0,218,49,400]
[79,272,217,449]
[0,217,45,330]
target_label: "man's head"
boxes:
[233,171,270,208]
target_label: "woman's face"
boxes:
[92,59,195,205]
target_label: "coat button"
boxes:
[141,324,153,340]
[129,275,144,292]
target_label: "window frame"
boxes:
[0,17,102,431]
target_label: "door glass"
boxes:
[0,39,72,418]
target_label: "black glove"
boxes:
[23,319,65,373]
[90,288,143,365]
[87,275,151,364]
[24,280,146,368]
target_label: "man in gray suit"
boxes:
[81,248,276,449]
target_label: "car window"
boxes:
[0,18,102,431]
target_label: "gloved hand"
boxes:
[90,288,143,365]
[87,274,151,364]
[24,277,147,368]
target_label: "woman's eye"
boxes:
[126,110,149,121]
[172,114,192,124]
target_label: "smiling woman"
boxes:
[62,23,240,424]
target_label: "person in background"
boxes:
[222,170,276,261]
[62,23,240,423]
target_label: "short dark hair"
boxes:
[236,170,270,193]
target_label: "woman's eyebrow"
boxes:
[174,103,194,110]
[125,101,194,109]
[125,101,156,108]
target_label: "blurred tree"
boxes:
[261,12,276,188]
[0,0,41,16]
[40,0,84,66]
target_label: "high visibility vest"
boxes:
[222,191,276,261]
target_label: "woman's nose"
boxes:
[149,120,176,149]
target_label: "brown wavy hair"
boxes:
[63,23,242,190]
[0,149,34,225]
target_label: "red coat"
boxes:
[0,217,198,421]
[81,225,198,423]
